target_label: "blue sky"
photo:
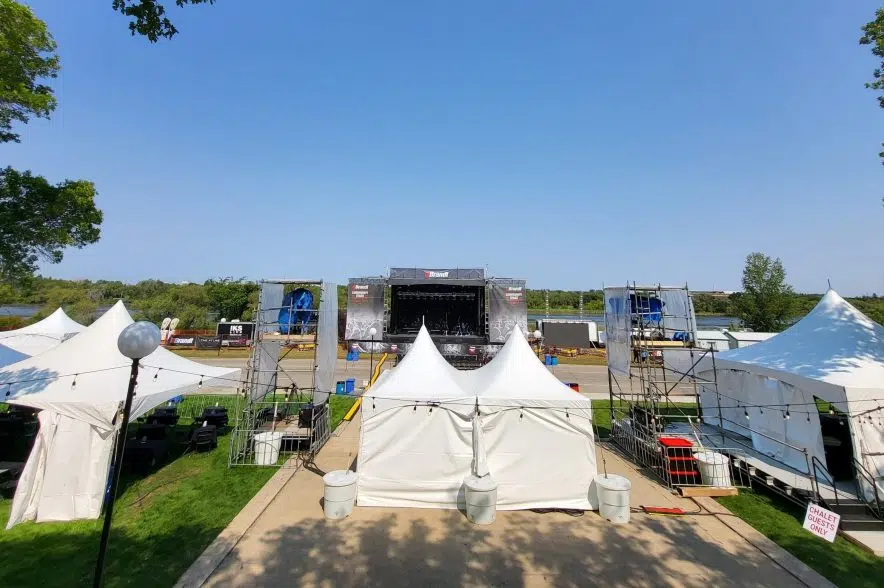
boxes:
[3,1,882,294]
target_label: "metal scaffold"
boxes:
[228,279,337,468]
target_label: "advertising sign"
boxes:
[195,335,222,349]
[217,321,255,340]
[803,503,840,542]
[345,279,385,340]
[166,335,196,346]
[488,279,527,343]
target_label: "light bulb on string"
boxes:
[198,376,203,389]
[744,406,750,420]
[829,406,835,415]
[71,374,77,389]
[784,408,790,420]
[806,412,811,424]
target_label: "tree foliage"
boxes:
[204,278,259,321]
[0,167,102,282]
[860,7,884,163]
[730,252,795,332]
[0,0,59,143]
[111,0,215,42]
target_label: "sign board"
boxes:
[217,321,255,340]
[166,335,196,346]
[195,335,222,349]
[803,503,840,542]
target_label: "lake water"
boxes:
[0,304,41,318]
[528,313,739,329]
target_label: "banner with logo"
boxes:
[217,322,255,340]
[166,335,196,347]
[488,279,527,343]
[345,279,385,340]
[195,335,222,349]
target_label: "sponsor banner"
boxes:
[167,335,196,346]
[221,336,250,347]
[803,503,840,542]
[345,280,385,340]
[488,279,528,343]
[217,321,255,340]
[388,268,485,282]
[195,335,222,349]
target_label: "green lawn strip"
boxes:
[718,490,884,588]
[591,399,698,439]
[0,395,357,588]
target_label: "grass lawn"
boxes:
[590,399,698,439]
[718,490,884,588]
[0,394,357,588]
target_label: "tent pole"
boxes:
[93,358,139,588]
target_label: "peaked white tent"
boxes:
[357,326,474,508]
[698,290,884,497]
[358,325,598,510]
[1,300,240,528]
[0,343,28,368]
[0,308,85,357]
[472,326,597,510]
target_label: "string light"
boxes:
[829,406,835,415]
[784,408,791,420]
[806,412,811,423]
[154,368,161,381]
[71,374,77,389]
[198,376,203,389]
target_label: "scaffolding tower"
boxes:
[228,279,338,468]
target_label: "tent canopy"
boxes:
[4,301,240,528]
[711,290,884,396]
[0,343,29,368]
[0,308,85,357]
[2,300,240,428]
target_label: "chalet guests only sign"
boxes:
[803,503,840,542]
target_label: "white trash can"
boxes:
[323,470,358,520]
[464,474,498,525]
[254,431,284,465]
[596,474,632,524]
[694,451,731,487]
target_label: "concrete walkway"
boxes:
[183,416,832,588]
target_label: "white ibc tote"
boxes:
[694,451,731,487]
[323,470,358,519]
[596,474,631,524]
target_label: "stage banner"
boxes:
[166,335,196,346]
[488,279,527,343]
[604,287,631,377]
[217,321,255,341]
[195,335,222,349]
[345,279,385,340]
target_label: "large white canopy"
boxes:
[357,325,597,511]
[698,290,884,497]
[0,308,85,357]
[2,300,240,528]
[0,343,28,368]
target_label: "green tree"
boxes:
[204,277,257,321]
[112,0,215,42]
[0,168,102,281]
[861,8,884,163]
[0,0,59,143]
[731,253,795,332]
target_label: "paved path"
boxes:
[187,416,822,588]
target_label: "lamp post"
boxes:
[94,321,160,588]
[368,327,377,386]
[533,329,543,360]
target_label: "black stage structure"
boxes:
[345,268,528,368]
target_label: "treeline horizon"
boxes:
[1,277,882,329]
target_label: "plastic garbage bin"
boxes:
[694,451,732,487]
[464,474,498,525]
[323,470,358,519]
[596,474,632,524]
[254,431,284,465]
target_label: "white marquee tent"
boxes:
[698,290,884,498]
[0,343,28,368]
[0,308,85,357]
[357,325,597,510]
[1,300,240,528]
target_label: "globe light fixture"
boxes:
[117,321,161,359]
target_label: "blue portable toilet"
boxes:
[544,354,552,365]
[551,356,559,366]
[336,381,345,394]
[345,379,356,394]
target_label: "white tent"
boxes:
[357,325,598,510]
[698,290,884,497]
[0,308,85,357]
[471,326,597,510]
[1,300,240,528]
[0,343,28,368]
[357,326,475,509]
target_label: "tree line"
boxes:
[1,273,881,330]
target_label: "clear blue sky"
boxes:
[3,1,882,294]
